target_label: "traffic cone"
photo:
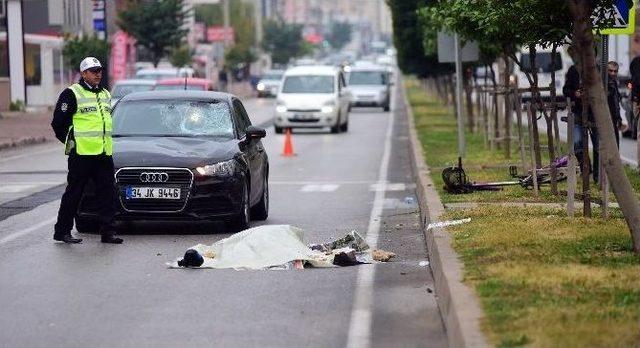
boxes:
[282,128,296,157]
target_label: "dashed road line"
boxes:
[300,184,339,192]
[346,81,396,348]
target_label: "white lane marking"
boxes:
[0,147,58,162]
[0,184,38,193]
[369,183,414,192]
[0,216,57,245]
[346,84,395,348]
[300,184,339,192]
[270,180,375,185]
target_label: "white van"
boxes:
[274,65,350,134]
[515,45,571,102]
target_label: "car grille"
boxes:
[288,108,321,112]
[115,167,194,213]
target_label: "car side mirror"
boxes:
[246,126,266,139]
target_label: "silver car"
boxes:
[256,70,285,98]
[110,79,156,108]
[347,65,392,111]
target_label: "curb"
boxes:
[402,79,489,348]
[0,137,52,151]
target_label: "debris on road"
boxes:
[426,218,471,230]
[419,260,430,267]
[168,225,397,270]
[372,249,396,262]
[177,249,204,267]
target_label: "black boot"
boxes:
[101,235,123,244]
[53,234,83,244]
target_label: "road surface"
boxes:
[0,85,446,347]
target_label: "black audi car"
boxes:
[76,91,269,232]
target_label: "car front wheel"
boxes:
[251,175,269,220]
[229,180,250,231]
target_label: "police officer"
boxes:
[51,57,123,244]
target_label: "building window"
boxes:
[24,43,41,86]
[0,40,8,77]
[53,48,63,84]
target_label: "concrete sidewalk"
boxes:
[0,111,56,151]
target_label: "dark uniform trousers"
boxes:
[54,154,116,236]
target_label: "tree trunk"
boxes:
[548,43,559,195]
[490,65,500,149]
[528,47,543,169]
[503,56,512,158]
[464,68,474,132]
[449,73,457,112]
[568,0,640,253]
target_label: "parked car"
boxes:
[274,65,350,134]
[110,79,156,108]
[154,78,214,91]
[346,64,392,111]
[135,67,194,81]
[256,70,285,98]
[76,91,269,232]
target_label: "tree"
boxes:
[194,1,257,70]
[326,21,352,50]
[169,45,192,68]
[62,34,110,85]
[117,0,189,67]
[261,20,306,65]
[63,35,110,72]
[414,0,640,252]
[567,0,640,253]
[387,0,429,77]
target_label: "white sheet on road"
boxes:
[167,225,336,270]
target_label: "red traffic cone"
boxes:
[282,128,296,157]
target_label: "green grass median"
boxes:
[405,77,640,347]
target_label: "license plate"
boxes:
[294,113,312,119]
[125,187,181,200]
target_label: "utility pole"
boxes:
[454,33,466,158]
[223,0,232,91]
[6,0,25,105]
[255,0,262,50]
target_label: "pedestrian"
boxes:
[563,47,599,184]
[606,61,626,147]
[218,68,228,92]
[50,57,123,244]
[630,56,640,136]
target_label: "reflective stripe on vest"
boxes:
[66,83,113,155]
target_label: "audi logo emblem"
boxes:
[139,172,169,183]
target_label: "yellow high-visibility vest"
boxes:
[65,83,113,155]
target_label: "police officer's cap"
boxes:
[80,57,102,72]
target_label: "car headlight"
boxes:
[276,105,287,113]
[257,83,265,91]
[321,105,334,113]
[195,159,235,177]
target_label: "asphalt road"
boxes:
[0,85,446,347]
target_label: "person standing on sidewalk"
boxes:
[563,54,599,184]
[606,61,626,148]
[50,57,123,244]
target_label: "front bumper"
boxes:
[350,93,387,107]
[257,84,279,96]
[274,110,339,128]
[78,167,245,222]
